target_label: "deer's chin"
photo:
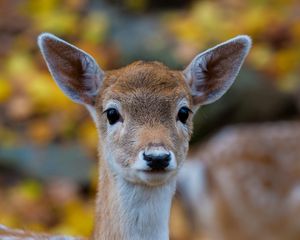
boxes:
[122,168,177,187]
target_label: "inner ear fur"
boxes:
[184,35,252,107]
[38,33,104,105]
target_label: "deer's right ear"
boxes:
[38,33,104,106]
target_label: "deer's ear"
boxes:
[38,33,104,105]
[183,36,251,108]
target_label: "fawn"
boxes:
[178,121,300,240]
[0,33,251,239]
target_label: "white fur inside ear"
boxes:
[38,33,63,51]
[184,35,252,106]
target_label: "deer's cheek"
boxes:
[172,133,190,163]
[109,140,135,168]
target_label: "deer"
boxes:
[0,33,251,239]
[177,121,300,240]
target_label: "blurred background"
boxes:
[0,0,299,239]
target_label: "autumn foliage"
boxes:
[0,0,299,238]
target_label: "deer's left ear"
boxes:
[183,36,251,108]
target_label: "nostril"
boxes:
[143,152,152,162]
[143,152,171,170]
[143,153,171,162]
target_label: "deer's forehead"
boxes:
[98,62,191,111]
[103,62,189,94]
[104,91,188,113]
[107,94,180,125]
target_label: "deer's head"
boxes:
[38,33,251,187]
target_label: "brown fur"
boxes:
[0,225,84,239]
[1,34,250,239]
[96,61,193,171]
[92,62,193,239]
[183,121,300,240]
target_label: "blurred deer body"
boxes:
[178,121,300,240]
[0,224,83,239]
[0,33,251,239]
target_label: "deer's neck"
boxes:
[93,160,176,240]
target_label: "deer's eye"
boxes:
[105,108,120,125]
[177,107,191,124]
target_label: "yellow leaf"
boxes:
[14,180,42,202]
[0,77,12,103]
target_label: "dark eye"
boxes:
[105,108,120,125]
[177,107,190,124]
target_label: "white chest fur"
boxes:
[117,179,176,240]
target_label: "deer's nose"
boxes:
[143,152,171,171]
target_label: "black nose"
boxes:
[143,152,171,171]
